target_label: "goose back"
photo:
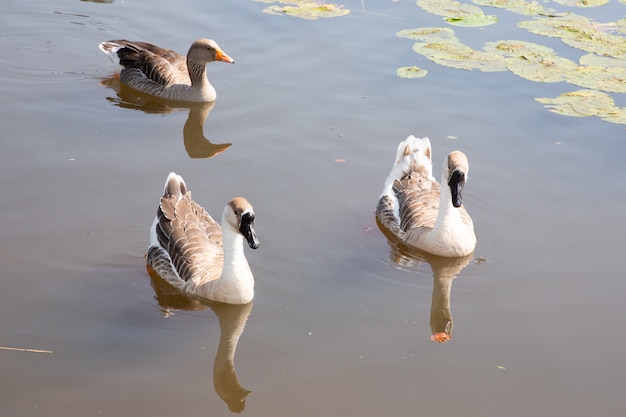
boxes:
[146,173,257,304]
[377,136,476,257]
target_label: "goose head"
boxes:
[188,39,235,65]
[226,198,259,249]
[446,151,469,208]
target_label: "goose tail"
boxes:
[162,172,188,201]
[149,172,186,250]
[379,135,433,199]
[98,41,125,74]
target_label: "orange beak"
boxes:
[431,332,451,343]
[215,49,235,64]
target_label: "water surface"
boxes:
[1,1,625,416]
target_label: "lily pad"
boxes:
[471,0,559,17]
[484,40,578,82]
[552,0,609,7]
[259,0,349,19]
[518,15,626,58]
[616,18,626,36]
[536,90,626,124]
[396,66,429,78]
[396,27,459,43]
[579,53,626,68]
[412,41,507,72]
[445,13,498,27]
[417,0,498,27]
[564,65,626,93]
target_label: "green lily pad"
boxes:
[412,41,507,72]
[445,13,498,27]
[417,0,484,17]
[536,90,626,124]
[484,40,578,82]
[396,66,429,78]
[552,0,609,7]
[471,0,559,17]
[565,65,626,93]
[518,15,626,58]
[616,18,626,35]
[259,0,349,19]
[396,4,626,126]
[580,53,626,68]
[417,0,497,27]
[396,27,459,43]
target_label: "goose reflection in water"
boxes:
[377,220,473,343]
[100,78,231,158]
[147,268,252,413]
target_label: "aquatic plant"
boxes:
[417,0,498,27]
[256,0,349,19]
[396,1,626,125]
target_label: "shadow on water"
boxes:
[376,218,473,343]
[147,267,252,413]
[100,77,231,159]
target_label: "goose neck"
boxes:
[187,58,208,87]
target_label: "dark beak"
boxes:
[239,219,259,249]
[448,168,465,208]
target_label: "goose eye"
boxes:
[241,212,255,224]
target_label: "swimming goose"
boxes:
[146,173,259,304]
[98,38,234,102]
[376,135,476,257]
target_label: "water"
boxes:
[1,0,625,416]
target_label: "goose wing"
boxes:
[112,40,188,87]
[156,191,224,283]
[394,170,441,232]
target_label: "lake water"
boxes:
[1,0,625,416]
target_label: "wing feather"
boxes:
[111,40,189,87]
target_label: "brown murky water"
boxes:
[2,1,626,416]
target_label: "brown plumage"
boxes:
[99,38,234,102]
[377,136,476,257]
[147,173,258,304]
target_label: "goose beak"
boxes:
[240,222,259,249]
[215,49,235,64]
[448,168,466,208]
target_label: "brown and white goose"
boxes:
[376,135,476,257]
[98,38,234,102]
[146,173,259,304]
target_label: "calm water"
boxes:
[1,0,625,416]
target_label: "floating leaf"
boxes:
[579,53,626,68]
[445,13,498,27]
[615,18,626,36]
[518,15,626,58]
[565,65,626,93]
[536,90,626,124]
[259,0,349,20]
[471,0,559,17]
[483,39,556,58]
[417,0,484,17]
[396,27,459,43]
[484,40,578,82]
[413,41,507,72]
[417,0,497,26]
[397,3,626,126]
[552,0,608,7]
[396,66,429,78]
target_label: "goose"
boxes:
[98,38,234,102]
[146,173,259,304]
[376,135,476,257]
